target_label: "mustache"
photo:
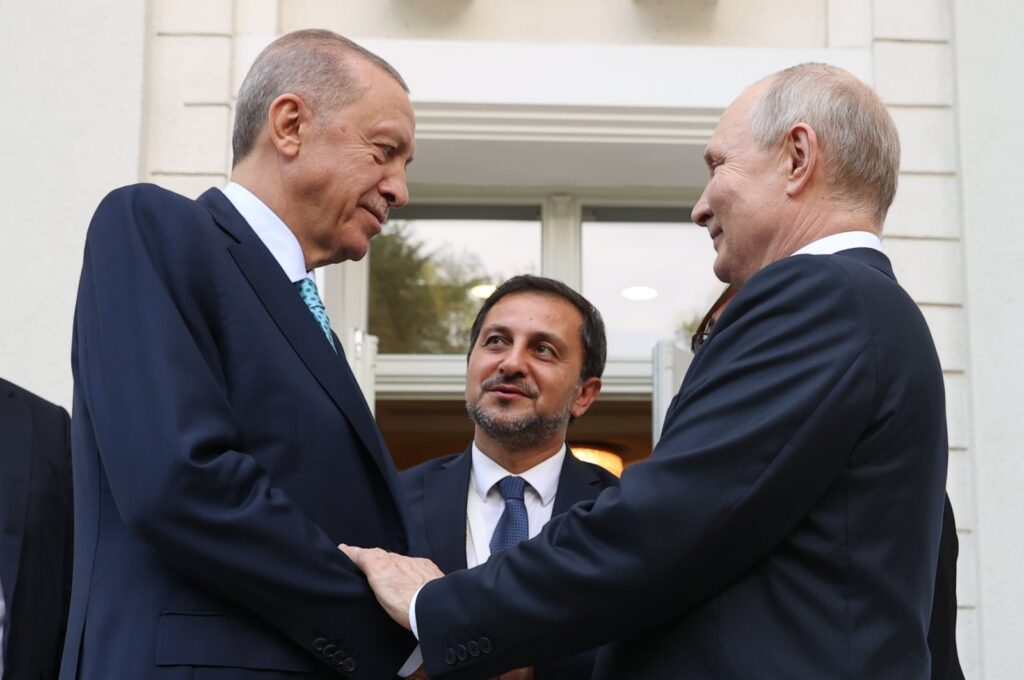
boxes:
[481,375,538,398]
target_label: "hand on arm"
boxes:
[339,545,443,629]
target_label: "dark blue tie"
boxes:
[490,476,529,554]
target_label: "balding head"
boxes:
[231,29,408,166]
[747,63,900,225]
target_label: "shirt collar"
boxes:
[790,231,883,257]
[221,182,310,284]
[470,441,566,507]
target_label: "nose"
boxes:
[380,165,409,209]
[497,344,527,378]
[691,187,711,227]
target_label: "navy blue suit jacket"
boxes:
[62,185,415,679]
[415,249,949,679]
[401,446,619,679]
[0,378,73,680]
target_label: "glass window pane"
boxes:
[582,221,724,358]
[370,218,541,354]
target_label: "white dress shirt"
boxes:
[465,443,565,568]
[790,230,883,257]
[220,182,310,284]
[410,444,569,639]
[219,182,422,676]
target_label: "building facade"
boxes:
[2,0,1021,676]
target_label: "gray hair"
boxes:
[231,29,408,165]
[747,63,900,225]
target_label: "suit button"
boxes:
[342,657,357,672]
[467,640,480,657]
[456,644,469,661]
[312,638,328,652]
[444,647,457,665]
[322,643,338,656]
[479,636,493,654]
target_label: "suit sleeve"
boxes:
[73,187,413,676]
[416,255,878,678]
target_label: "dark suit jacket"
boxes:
[414,249,949,679]
[930,496,965,680]
[0,378,73,680]
[62,184,415,679]
[402,446,619,680]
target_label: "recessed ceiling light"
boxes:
[470,284,497,299]
[621,286,658,301]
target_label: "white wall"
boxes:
[281,0,829,47]
[954,0,1024,677]
[0,0,147,407]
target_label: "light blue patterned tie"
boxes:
[490,476,529,554]
[295,278,337,352]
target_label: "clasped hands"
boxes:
[339,545,534,680]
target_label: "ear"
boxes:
[570,377,603,419]
[783,122,818,197]
[266,93,310,159]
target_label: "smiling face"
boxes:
[691,81,789,287]
[465,292,600,455]
[288,58,416,267]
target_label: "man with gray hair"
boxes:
[65,30,418,678]
[344,63,949,678]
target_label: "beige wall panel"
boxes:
[884,174,960,240]
[874,42,954,106]
[826,0,871,47]
[152,0,234,34]
[920,305,966,371]
[883,238,962,305]
[235,0,280,34]
[955,607,980,680]
[940,373,969,451]
[151,36,233,104]
[280,0,828,47]
[954,529,977,607]
[945,449,974,530]
[872,0,951,41]
[887,108,957,174]
[148,105,232,174]
[955,0,1024,673]
[0,0,146,406]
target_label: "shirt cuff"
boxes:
[397,646,423,676]
[409,584,425,639]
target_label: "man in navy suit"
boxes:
[63,30,419,678]
[0,378,73,680]
[344,63,949,678]
[402,276,619,680]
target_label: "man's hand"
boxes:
[339,544,443,630]
[494,667,534,680]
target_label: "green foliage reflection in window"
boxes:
[369,221,490,354]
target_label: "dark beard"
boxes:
[465,399,571,450]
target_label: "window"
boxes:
[581,208,724,358]
[369,206,541,354]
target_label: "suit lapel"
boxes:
[553,446,605,515]
[423,449,472,573]
[0,385,31,638]
[197,189,392,481]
